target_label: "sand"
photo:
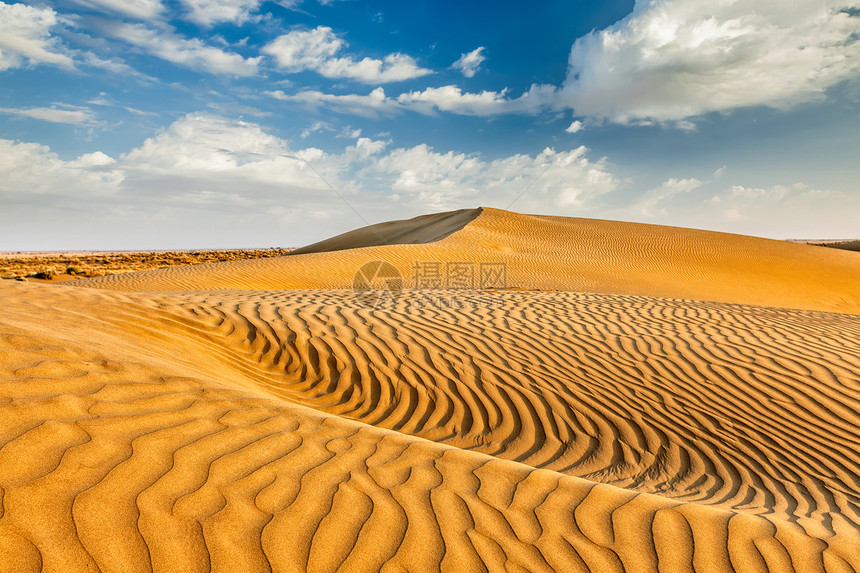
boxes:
[74,207,860,314]
[0,249,293,282]
[1,207,858,572]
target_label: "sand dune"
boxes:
[75,207,860,315]
[2,208,860,571]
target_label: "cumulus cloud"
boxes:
[270,84,559,117]
[119,113,615,214]
[263,26,342,70]
[396,86,513,115]
[0,113,621,247]
[633,177,702,217]
[6,115,856,248]
[301,121,334,139]
[106,22,259,76]
[451,47,486,77]
[0,139,122,199]
[319,53,431,83]
[701,182,860,238]
[397,84,557,116]
[267,87,398,118]
[72,0,164,20]
[0,2,75,70]
[364,144,619,210]
[565,120,583,134]
[260,2,860,124]
[263,26,431,83]
[179,0,262,25]
[265,2,860,124]
[707,183,797,222]
[560,0,860,124]
[338,127,362,139]
[0,105,98,125]
[121,112,331,190]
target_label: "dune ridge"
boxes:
[74,207,860,315]
[290,207,483,255]
[1,278,858,571]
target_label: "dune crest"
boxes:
[290,207,483,255]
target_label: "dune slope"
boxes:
[74,207,860,314]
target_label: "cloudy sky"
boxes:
[1,0,859,249]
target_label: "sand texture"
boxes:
[2,207,859,572]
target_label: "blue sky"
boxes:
[1,0,859,249]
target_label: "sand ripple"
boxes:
[1,281,858,571]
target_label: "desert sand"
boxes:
[0,249,293,282]
[1,207,858,572]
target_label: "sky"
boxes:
[1,0,859,250]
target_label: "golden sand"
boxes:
[75,207,860,314]
[1,207,858,572]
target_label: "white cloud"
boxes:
[364,144,484,206]
[363,144,619,210]
[267,87,398,118]
[262,26,343,70]
[71,151,117,168]
[339,127,362,139]
[301,121,334,138]
[265,2,860,124]
[272,84,559,118]
[355,136,386,156]
[0,2,74,70]
[0,105,97,125]
[397,84,558,116]
[180,0,261,25]
[701,182,860,237]
[396,86,512,115]
[561,0,860,124]
[319,53,432,83]
[634,177,702,217]
[0,139,122,199]
[707,184,795,221]
[0,5,149,78]
[5,115,858,248]
[81,52,149,78]
[451,47,486,77]
[565,120,583,134]
[72,0,164,20]
[0,113,621,247]
[121,112,329,189]
[263,26,431,83]
[107,23,259,76]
